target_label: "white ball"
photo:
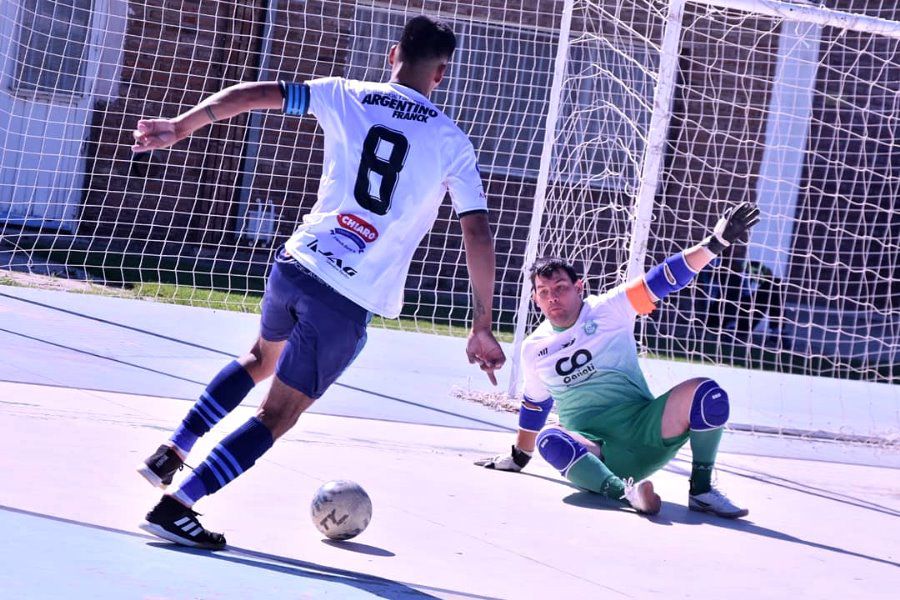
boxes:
[310,480,373,540]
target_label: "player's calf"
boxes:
[687,379,730,495]
[537,427,630,501]
[686,379,748,517]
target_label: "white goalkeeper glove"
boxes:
[474,445,533,472]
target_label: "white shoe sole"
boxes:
[139,522,225,550]
[137,464,168,489]
[689,502,749,519]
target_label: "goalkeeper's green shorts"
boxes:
[562,390,689,482]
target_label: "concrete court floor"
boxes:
[0,284,897,598]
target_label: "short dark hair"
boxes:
[398,16,457,64]
[529,257,580,287]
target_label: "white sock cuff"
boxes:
[171,489,195,508]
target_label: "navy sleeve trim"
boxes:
[457,208,488,219]
[279,81,310,116]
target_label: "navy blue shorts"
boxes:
[260,249,370,399]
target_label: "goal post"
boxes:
[509,0,899,443]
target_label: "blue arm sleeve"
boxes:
[279,81,310,116]
[518,396,554,432]
[644,251,698,301]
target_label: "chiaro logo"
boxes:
[338,214,379,242]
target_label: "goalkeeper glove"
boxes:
[703,202,761,255]
[474,445,532,472]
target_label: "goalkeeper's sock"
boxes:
[170,361,255,456]
[566,453,627,500]
[689,427,724,494]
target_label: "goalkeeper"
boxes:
[477,203,759,518]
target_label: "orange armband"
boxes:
[625,278,656,315]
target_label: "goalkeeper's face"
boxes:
[532,271,585,328]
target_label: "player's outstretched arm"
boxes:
[625,202,760,314]
[131,81,284,153]
[460,212,506,385]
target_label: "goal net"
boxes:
[536,0,899,443]
[0,0,560,331]
[0,0,897,443]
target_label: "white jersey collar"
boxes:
[388,82,437,108]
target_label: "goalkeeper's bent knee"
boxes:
[537,427,588,476]
[690,379,730,431]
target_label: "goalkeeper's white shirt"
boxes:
[282,77,487,318]
[521,286,655,417]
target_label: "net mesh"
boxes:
[0,0,897,441]
[540,0,898,441]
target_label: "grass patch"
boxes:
[6,251,893,382]
[0,272,512,341]
[132,282,263,313]
[369,315,515,342]
[134,282,514,341]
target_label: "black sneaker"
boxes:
[138,444,184,488]
[139,495,227,549]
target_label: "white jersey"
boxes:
[282,77,487,318]
[521,285,652,415]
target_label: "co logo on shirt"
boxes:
[555,349,592,376]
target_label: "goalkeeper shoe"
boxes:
[140,495,226,550]
[689,487,749,519]
[621,478,661,515]
[138,444,185,489]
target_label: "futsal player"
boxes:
[131,15,505,548]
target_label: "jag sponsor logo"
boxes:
[306,237,358,278]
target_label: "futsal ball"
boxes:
[310,480,373,540]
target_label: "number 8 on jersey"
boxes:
[354,126,409,216]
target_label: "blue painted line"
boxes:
[0,504,503,599]
[0,291,515,432]
[0,290,235,357]
[0,327,207,386]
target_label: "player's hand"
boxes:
[131,119,183,153]
[705,202,761,254]
[474,445,531,472]
[466,328,506,386]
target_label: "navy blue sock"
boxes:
[173,417,274,506]
[170,361,255,455]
